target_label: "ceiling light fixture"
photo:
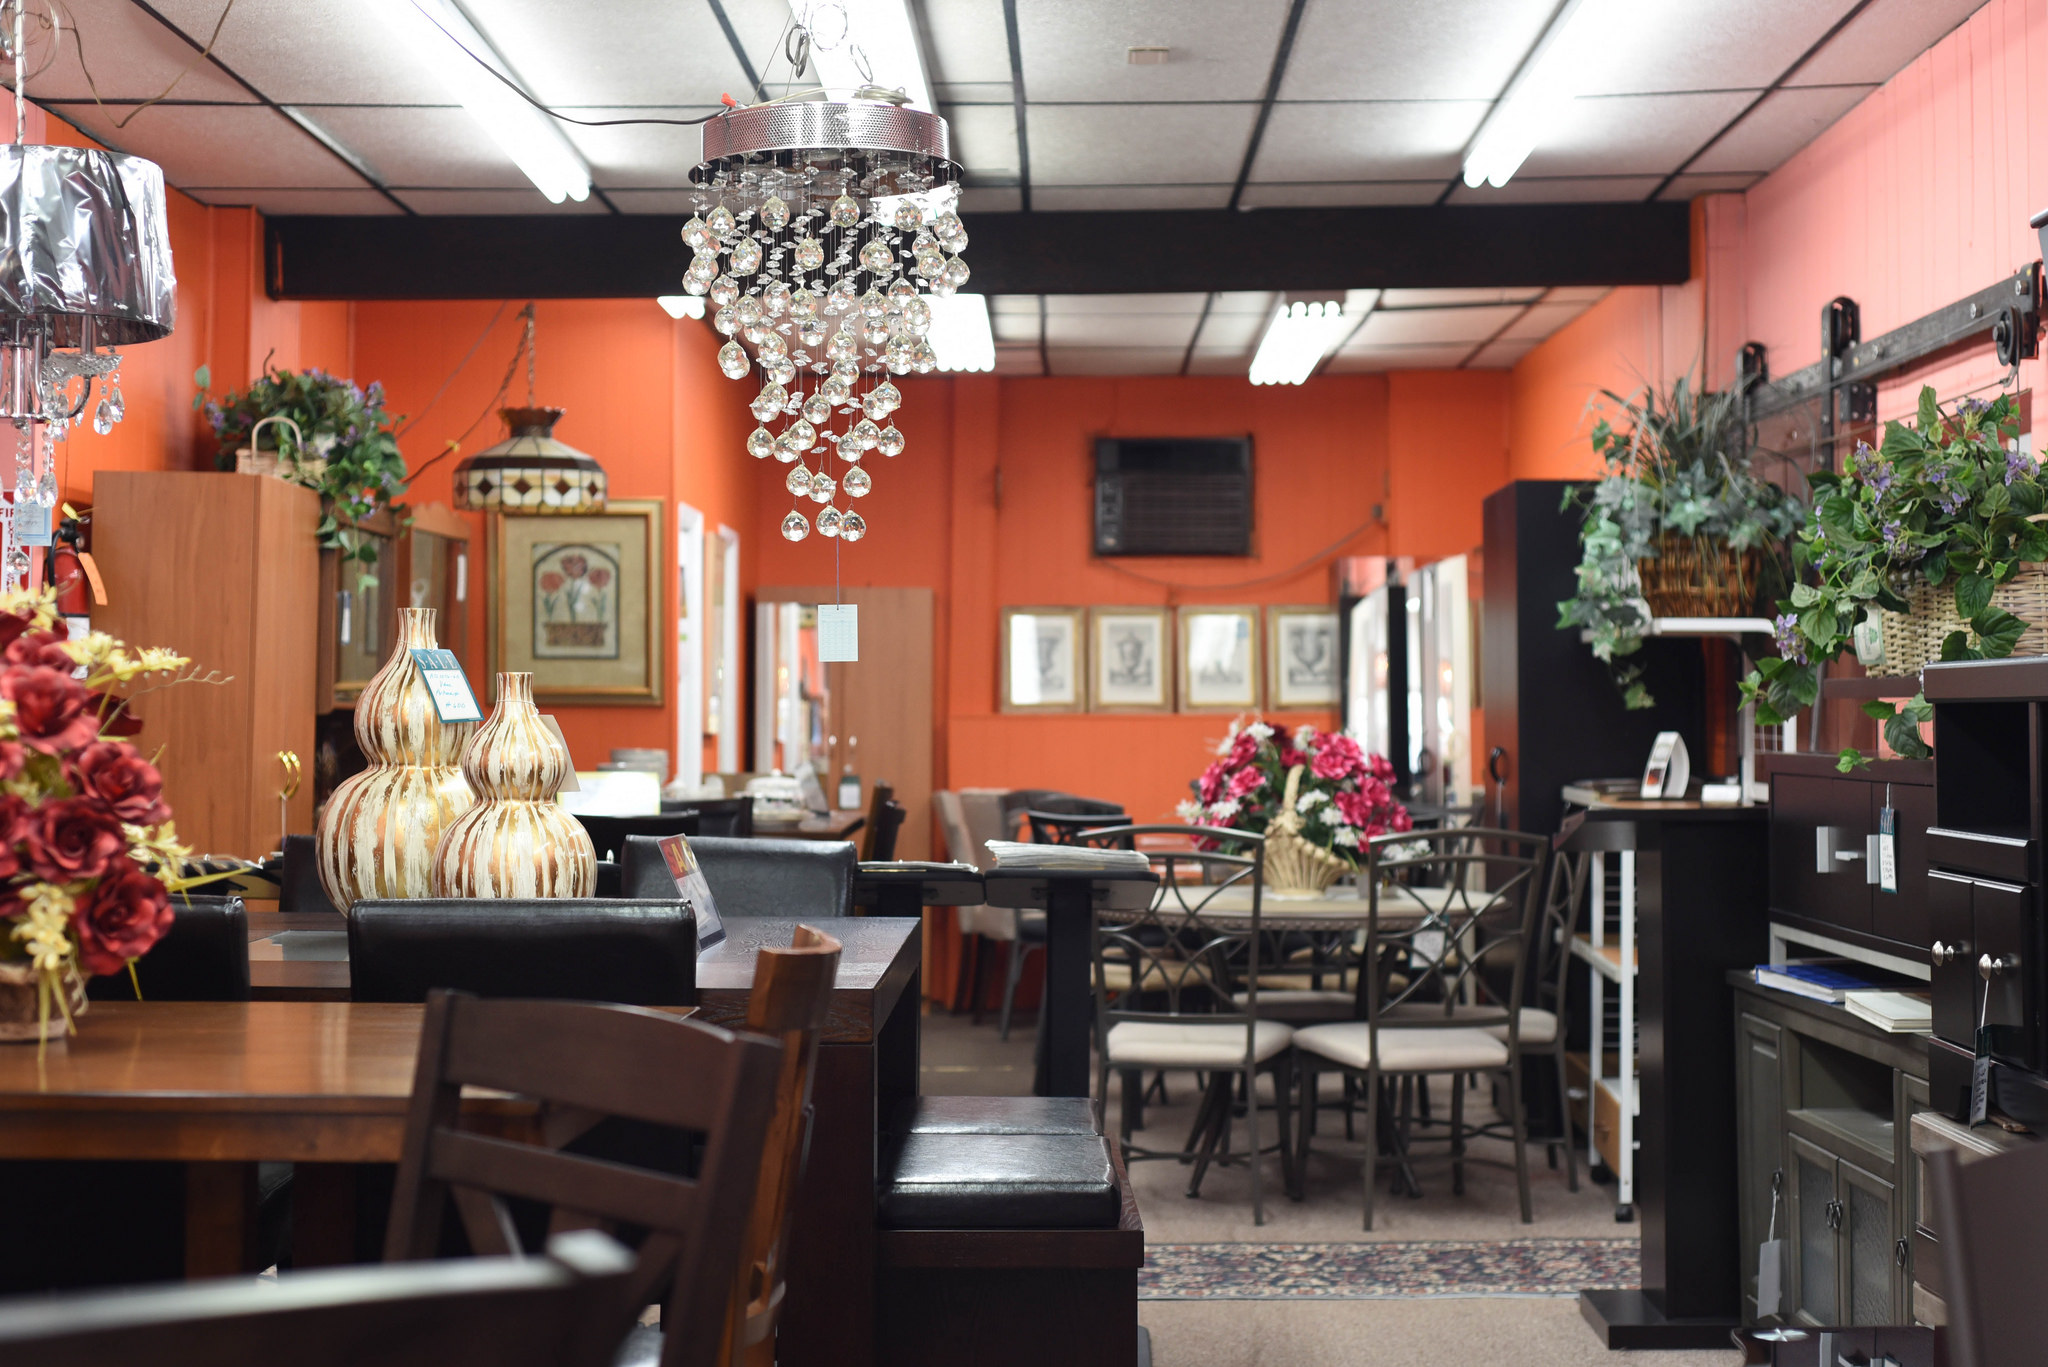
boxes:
[1460,0,1602,190]
[657,295,707,320]
[796,0,932,111]
[380,0,592,204]
[1249,301,1348,386]
[452,305,606,514]
[927,294,994,372]
[684,7,964,546]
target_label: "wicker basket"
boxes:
[1635,535,1763,618]
[1261,765,1351,900]
[1874,567,2048,676]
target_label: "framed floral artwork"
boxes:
[1177,605,1260,711]
[490,500,663,706]
[1088,606,1171,711]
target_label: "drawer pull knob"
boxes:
[1979,953,2019,981]
[1932,941,1969,966]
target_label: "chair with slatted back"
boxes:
[0,1230,638,1367]
[859,783,896,860]
[384,991,784,1367]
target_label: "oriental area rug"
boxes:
[1138,1239,1640,1300]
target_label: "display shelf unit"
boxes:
[1572,849,1641,1220]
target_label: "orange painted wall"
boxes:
[752,370,1507,823]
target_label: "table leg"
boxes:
[184,1162,258,1278]
[777,1041,877,1367]
[292,1163,359,1268]
[1033,881,1094,1098]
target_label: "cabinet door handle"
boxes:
[1932,940,1969,967]
[1825,1199,1843,1231]
[1895,1236,1910,1268]
[1980,953,2020,982]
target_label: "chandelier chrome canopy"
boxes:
[684,92,967,545]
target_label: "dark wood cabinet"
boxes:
[1766,754,1934,963]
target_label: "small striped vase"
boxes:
[431,671,595,898]
[315,607,477,911]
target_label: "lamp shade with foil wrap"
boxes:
[0,143,175,347]
[452,406,607,514]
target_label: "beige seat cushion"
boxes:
[1293,1022,1508,1072]
[1232,989,1355,1022]
[1380,1002,1558,1044]
[1105,1020,1294,1069]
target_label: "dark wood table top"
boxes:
[244,914,920,1045]
[753,809,866,841]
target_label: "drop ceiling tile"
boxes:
[990,295,1042,315]
[960,187,1025,213]
[1325,344,1478,372]
[183,187,405,215]
[1657,172,1761,200]
[992,311,1041,343]
[1184,348,1252,376]
[1248,101,1489,184]
[1017,0,1293,102]
[1790,0,1990,86]
[1208,291,1279,314]
[393,188,611,214]
[1689,85,1874,174]
[1281,0,1556,102]
[1045,346,1187,376]
[1026,103,1255,185]
[1045,313,1198,346]
[994,344,1046,376]
[1354,305,1525,346]
[462,0,772,107]
[1468,338,1540,368]
[1380,288,1544,308]
[1192,311,1267,349]
[924,0,1016,87]
[141,0,454,105]
[56,103,370,189]
[29,0,255,103]
[944,104,1022,180]
[1446,175,1667,204]
[1045,294,1208,315]
[1518,90,1756,178]
[303,105,533,189]
[1575,0,1853,96]
[604,189,706,213]
[1237,181,1444,208]
[1031,184,1231,210]
[1498,299,1593,341]
[547,108,717,189]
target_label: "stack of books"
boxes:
[984,840,1153,874]
[1753,961,1873,1003]
[1752,960,1932,1032]
[1843,990,1933,1034]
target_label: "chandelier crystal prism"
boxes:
[684,93,965,544]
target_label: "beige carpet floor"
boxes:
[919,1009,1742,1367]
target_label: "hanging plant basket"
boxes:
[1635,535,1762,618]
[1875,569,2048,677]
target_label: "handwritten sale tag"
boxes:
[409,649,482,723]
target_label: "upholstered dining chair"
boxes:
[621,836,856,919]
[385,992,784,1367]
[348,899,697,1005]
[1090,825,1295,1225]
[1291,827,1548,1228]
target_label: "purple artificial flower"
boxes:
[1958,396,1990,418]
[1882,520,1907,556]
[2007,447,2035,486]
[1773,612,1809,666]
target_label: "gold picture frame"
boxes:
[1088,606,1171,712]
[1000,607,1085,712]
[1177,605,1261,712]
[1267,606,1340,708]
[490,499,663,706]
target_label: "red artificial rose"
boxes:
[0,794,27,880]
[73,862,173,977]
[1367,752,1396,783]
[1197,762,1225,804]
[1310,746,1357,782]
[1390,806,1413,834]
[1226,731,1259,767]
[69,742,170,825]
[4,627,71,671]
[1276,743,1305,770]
[0,665,100,754]
[0,737,22,783]
[1227,766,1264,800]
[0,612,34,658]
[1334,789,1374,828]
[27,797,127,884]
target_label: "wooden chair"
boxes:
[859,783,896,860]
[1928,1136,2048,1367]
[0,1229,637,1367]
[384,992,783,1367]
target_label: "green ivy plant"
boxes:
[1739,386,2042,770]
[195,362,408,569]
[1557,374,1803,708]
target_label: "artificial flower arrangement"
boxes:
[0,583,202,1044]
[1178,718,1411,857]
[1740,387,2044,769]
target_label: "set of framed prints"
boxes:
[1000,605,1339,714]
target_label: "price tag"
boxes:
[14,500,50,548]
[817,603,858,661]
[409,648,482,723]
[1877,805,1898,894]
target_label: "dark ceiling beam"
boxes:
[263,202,1693,299]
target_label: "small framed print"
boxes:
[490,500,663,706]
[1001,607,1085,712]
[1267,607,1340,708]
[1089,607,1171,712]
[1177,605,1260,712]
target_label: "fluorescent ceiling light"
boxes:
[795,0,932,111]
[927,294,994,372]
[657,295,706,320]
[379,0,591,203]
[1460,0,1608,190]
[1250,300,1349,386]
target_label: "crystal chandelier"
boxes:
[682,91,966,545]
[0,1,174,580]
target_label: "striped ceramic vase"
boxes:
[315,607,478,911]
[431,671,595,898]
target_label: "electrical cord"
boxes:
[61,0,240,131]
[404,303,534,483]
[1095,513,1385,594]
[396,299,510,439]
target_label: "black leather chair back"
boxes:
[280,834,340,915]
[593,861,621,899]
[347,900,697,1005]
[573,813,699,862]
[620,834,854,917]
[668,796,754,838]
[85,894,250,1002]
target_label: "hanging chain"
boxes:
[13,0,25,146]
[521,302,537,406]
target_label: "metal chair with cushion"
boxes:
[1292,827,1548,1228]
[619,835,856,918]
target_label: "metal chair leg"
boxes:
[997,940,1033,1041]
[1247,1066,1264,1226]
[1508,1060,1533,1224]
[1187,1074,1232,1197]
[1362,1066,1380,1231]
[1449,1074,1466,1196]
[1555,1043,1579,1193]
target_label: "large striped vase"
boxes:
[431,671,595,898]
[315,607,477,911]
